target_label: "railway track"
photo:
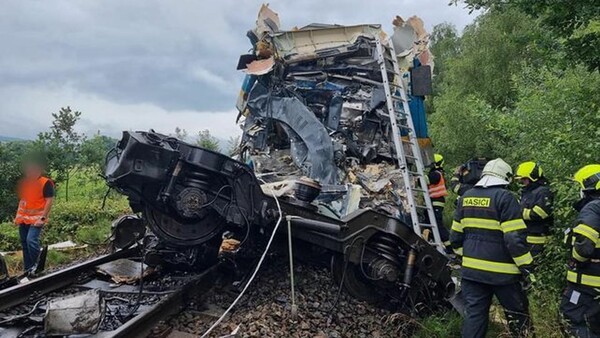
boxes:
[0,248,222,338]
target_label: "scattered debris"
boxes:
[47,240,87,251]
[96,259,150,284]
[236,4,435,219]
[44,289,105,335]
[219,239,241,253]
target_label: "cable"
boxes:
[120,238,150,321]
[327,235,364,313]
[101,187,112,210]
[200,181,283,338]
[198,185,232,209]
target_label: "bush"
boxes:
[43,197,129,245]
[0,196,129,252]
[0,222,21,251]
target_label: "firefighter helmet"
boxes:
[515,161,542,182]
[476,158,513,187]
[574,164,600,191]
[434,153,444,168]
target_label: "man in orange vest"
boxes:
[428,153,450,249]
[14,160,54,273]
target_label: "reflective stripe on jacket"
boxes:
[520,179,554,245]
[16,176,52,225]
[450,186,533,285]
[428,170,448,199]
[567,199,600,294]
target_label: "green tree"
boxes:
[196,129,220,152]
[442,8,546,109]
[226,135,241,156]
[36,107,84,201]
[429,23,460,96]
[451,0,600,71]
[0,141,34,220]
[80,134,117,172]
[429,8,552,166]
[171,127,189,141]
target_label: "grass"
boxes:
[414,292,564,337]
[1,169,126,276]
[3,246,102,276]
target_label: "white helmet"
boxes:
[475,158,513,187]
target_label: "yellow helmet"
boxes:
[434,153,444,168]
[515,161,543,181]
[574,164,600,191]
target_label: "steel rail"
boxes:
[0,247,138,311]
[95,263,221,338]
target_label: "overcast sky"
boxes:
[0,0,477,140]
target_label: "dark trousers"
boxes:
[433,206,450,244]
[560,285,600,338]
[19,224,42,272]
[462,279,533,338]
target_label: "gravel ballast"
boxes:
[160,255,420,338]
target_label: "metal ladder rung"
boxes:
[410,187,427,193]
[375,35,445,255]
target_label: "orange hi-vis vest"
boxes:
[428,171,448,199]
[16,176,52,225]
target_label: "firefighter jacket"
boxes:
[450,186,533,285]
[16,176,53,225]
[428,169,448,208]
[566,198,600,294]
[520,179,554,245]
[450,171,473,197]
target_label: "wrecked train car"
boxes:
[105,6,453,311]
[236,5,435,220]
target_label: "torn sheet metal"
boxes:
[96,259,150,284]
[243,56,275,75]
[271,24,381,61]
[254,4,280,38]
[236,6,434,221]
[44,289,105,335]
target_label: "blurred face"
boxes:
[24,163,42,179]
[518,178,531,186]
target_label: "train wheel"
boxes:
[330,254,385,304]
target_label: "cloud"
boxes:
[190,65,236,94]
[0,84,241,140]
[0,0,477,139]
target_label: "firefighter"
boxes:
[515,161,554,257]
[560,164,600,337]
[14,159,54,274]
[450,158,534,338]
[450,157,488,197]
[428,153,450,248]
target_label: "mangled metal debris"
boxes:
[44,289,105,335]
[236,5,435,219]
[104,5,454,311]
[97,259,151,284]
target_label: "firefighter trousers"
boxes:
[433,206,450,244]
[462,279,533,338]
[560,285,600,338]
